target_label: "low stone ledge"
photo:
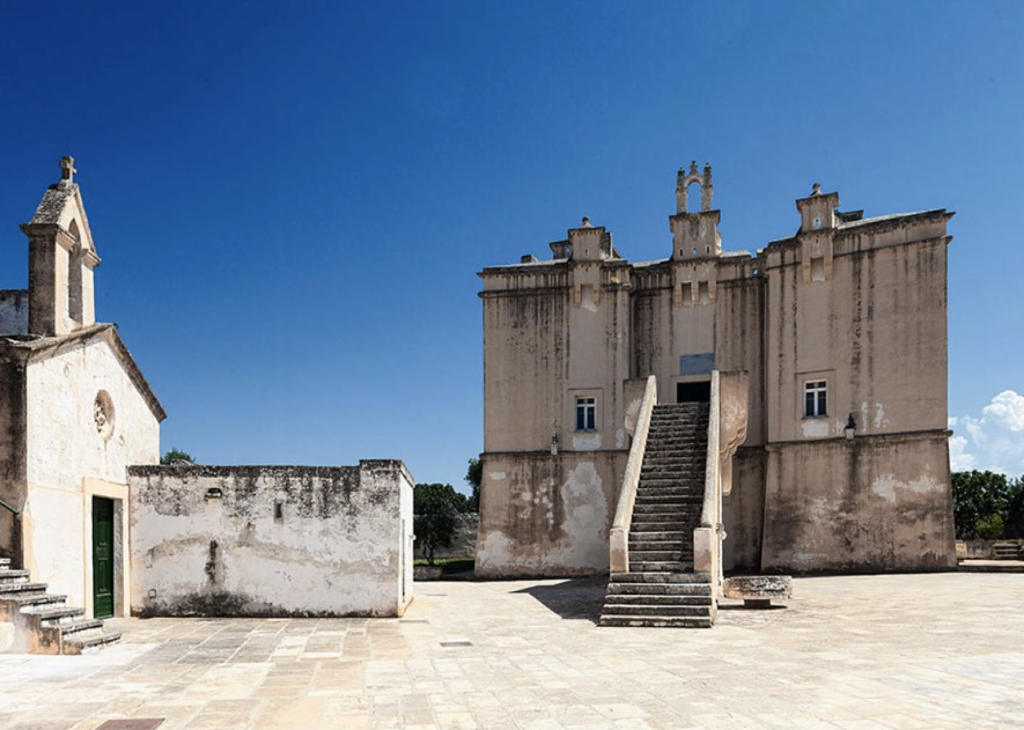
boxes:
[414,566,444,581]
[722,575,793,608]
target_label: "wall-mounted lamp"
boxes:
[550,434,559,456]
[205,487,223,500]
[845,414,856,440]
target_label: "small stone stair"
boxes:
[992,542,1024,560]
[601,402,714,628]
[0,556,121,654]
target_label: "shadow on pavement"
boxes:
[510,577,608,624]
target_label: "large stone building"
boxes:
[476,163,957,578]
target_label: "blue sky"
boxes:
[1,1,1022,483]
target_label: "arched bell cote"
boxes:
[20,155,102,336]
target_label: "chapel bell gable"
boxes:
[20,156,101,336]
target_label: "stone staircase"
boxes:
[0,556,121,654]
[601,402,714,628]
[992,542,1024,560]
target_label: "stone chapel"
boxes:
[0,157,164,627]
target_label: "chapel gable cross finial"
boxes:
[60,155,76,184]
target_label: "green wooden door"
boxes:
[92,497,114,618]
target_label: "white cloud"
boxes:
[949,434,976,471]
[951,390,1024,476]
[981,390,1024,432]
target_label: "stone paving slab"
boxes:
[0,573,1021,730]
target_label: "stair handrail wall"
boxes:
[609,374,657,573]
[695,370,750,598]
[693,371,723,596]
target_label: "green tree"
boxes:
[465,457,482,513]
[160,447,195,465]
[951,470,1019,540]
[1005,476,1024,539]
[414,483,464,565]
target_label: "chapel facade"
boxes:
[0,158,164,621]
[476,163,957,576]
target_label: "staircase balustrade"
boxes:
[609,375,657,573]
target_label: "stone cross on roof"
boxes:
[60,155,76,184]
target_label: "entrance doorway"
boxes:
[92,496,114,619]
[677,381,711,403]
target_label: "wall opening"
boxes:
[677,381,711,403]
[67,220,83,323]
[687,181,702,213]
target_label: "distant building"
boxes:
[477,163,956,577]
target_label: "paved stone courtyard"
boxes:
[1,573,1020,730]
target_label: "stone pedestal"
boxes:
[722,575,792,608]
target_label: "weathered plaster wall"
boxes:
[476,452,624,577]
[764,217,950,443]
[0,290,29,335]
[479,248,634,577]
[761,433,956,572]
[722,447,765,573]
[128,461,414,617]
[22,336,160,612]
[631,257,765,445]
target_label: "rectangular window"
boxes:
[575,397,596,431]
[804,381,828,418]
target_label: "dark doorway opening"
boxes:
[92,496,115,619]
[677,381,711,403]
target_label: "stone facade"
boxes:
[0,158,165,617]
[1,159,420,634]
[127,461,415,617]
[477,164,957,576]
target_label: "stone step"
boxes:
[638,477,705,488]
[632,503,701,515]
[28,605,85,626]
[606,582,711,596]
[631,524,691,536]
[64,631,122,655]
[629,550,688,562]
[992,544,1022,559]
[59,619,104,639]
[637,471,705,482]
[641,458,705,467]
[600,615,713,629]
[0,569,31,584]
[629,530,688,541]
[630,560,691,572]
[630,547,692,559]
[630,483,704,495]
[2,592,67,608]
[602,603,713,618]
[644,438,705,447]
[0,581,49,594]
[634,493,704,503]
[630,514,697,526]
[610,571,711,583]
[602,593,713,606]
